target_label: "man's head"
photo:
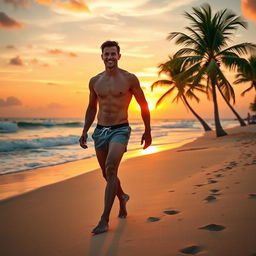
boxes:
[101,41,121,69]
[101,41,120,54]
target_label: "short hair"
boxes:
[101,41,120,54]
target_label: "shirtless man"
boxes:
[79,41,152,235]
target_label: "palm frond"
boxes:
[172,55,203,68]
[216,68,236,103]
[234,76,248,83]
[192,65,207,87]
[219,43,256,56]
[221,56,248,71]
[151,80,173,91]
[155,87,176,108]
[185,89,200,103]
[174,48,201,57]
[241,83,255,96]
[167,32,201,49]
[176,62,201,81]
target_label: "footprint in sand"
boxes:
[204,195,217,202]
[147,217,160,222]
[208,179,218,184]
[210,189,220,193]
[163,210,180,215]
[248,193,256,199]
[179,245,204,255]
[210,193,222,196]
[194,184,206,187]
[199,224,226,231]
[209,189,222,197]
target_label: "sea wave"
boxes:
[0,121,83,133]
[0,122,18,133]
[0,153,96,175]
[160,122,195,129]
[0,134,84,152]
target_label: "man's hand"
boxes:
[141,131,152,149]
[79,133,88,149]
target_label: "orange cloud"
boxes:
[0,12,24,29]
[68,52,77,57]
[35,0,90,12]
[48,48,63,55]
[9,56,24,66]
[241,0,256,23]
[6,44,16,49]
[48,102,64,108]
[57,0,90,12]
[47,82,59,85]
[30,58,39,64]
[0,96,22,107]
[35,0,53,5]
[48,48,78,57]
[3,0,30,8]
[3,0,90,13]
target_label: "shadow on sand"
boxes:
[87,219,127,256]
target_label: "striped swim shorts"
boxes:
[92,123,131,150]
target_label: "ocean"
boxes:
[0,117,238,176]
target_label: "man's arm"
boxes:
[79,77,97,149]
[130,74,152,149]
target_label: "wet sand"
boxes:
[1,125,256,256]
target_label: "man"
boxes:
[79,41,152,235]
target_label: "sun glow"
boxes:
[141,145,159,155]
[148,101,155,111]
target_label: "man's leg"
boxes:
[95,148,126,200]
[92,142,127,234]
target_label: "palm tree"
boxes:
[234,56,256,122]
[167,4,256,136]
[234,56,256,96]
[151,57,212,131]
[216,82,247,126]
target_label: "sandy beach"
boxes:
[1,125,256,256]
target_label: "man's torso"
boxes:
[93,69,133,126]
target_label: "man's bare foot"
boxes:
[91,219,109,235]
[118,194,130,218]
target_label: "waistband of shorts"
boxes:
[96,123,129,130]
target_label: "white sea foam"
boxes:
[0,135,83,152]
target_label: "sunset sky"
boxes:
[0,0,255,119]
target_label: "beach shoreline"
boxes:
[0,136,198,202]
[1,125,256,256]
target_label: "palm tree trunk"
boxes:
[217,85,246,126]
[211,81,227,137]
[182,95,212,131]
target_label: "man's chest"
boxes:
[94,77,131,98]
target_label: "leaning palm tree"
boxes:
[151,57,212,131]
[234,56,256,96]
[216,81,247,126]
[167,4,256,136]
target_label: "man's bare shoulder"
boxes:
[90,72,105,83]
[119,69,138,82]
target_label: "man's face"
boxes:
[101,46,121,69]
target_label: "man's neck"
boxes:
[105,66,119,76]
